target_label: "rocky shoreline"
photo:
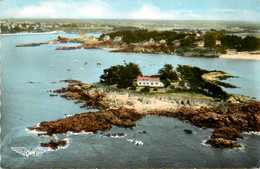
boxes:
[15,36,218,57]
[28,80,260,149]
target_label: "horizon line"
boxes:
[1,18,260,23]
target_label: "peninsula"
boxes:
[28,64,260,149]
[16,29,260,59]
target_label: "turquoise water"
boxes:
[1,33,260,168]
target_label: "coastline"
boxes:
[0,31,63,36]
[220,53,260,60]
[28,80,260,149]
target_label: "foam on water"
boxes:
[127,139,144,146]
[66,131,93,136]
[242,131,260,136]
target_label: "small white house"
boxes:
[137,76,164,87]
[159,39,167,44]
[114,36,122,42]
[216,40,221,45]
[79,33,86,39]
[103,35,110,41]
[88,36,98,41]
[149,38,155,44]
[194,40,205,47]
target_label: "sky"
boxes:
[1,0,260,22]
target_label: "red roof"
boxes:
[137,76,161,82]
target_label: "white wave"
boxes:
[243,131,260,136]
[66,131,93,136]
[64,114,74,118]
[25,128,42,135]
[127,139,134,143]
[102,134,127,138]
[201,140,211,147]
[134,140,144,146]
[127,139,144,146]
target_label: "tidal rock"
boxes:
[183,129,192,134]
[41,140,68,150]
[206,138,242,148]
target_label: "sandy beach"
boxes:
[220,52,260,60]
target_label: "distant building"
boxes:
[149,38,155,44]
[79,33,86,39]
[88,36,97,41]
[114,36,122,42]
[159,39,167,44]
[103,35,110,41]
[194,40,205,47]
[216,40,221,45]
[226,48,237,55]
[172,40,181,48]
[137,76,164,87]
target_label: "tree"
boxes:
[180,34,196,47]
[158,64,179,81]
[100,63,142,88]
[243,36,260,51]
[204,33,216,48]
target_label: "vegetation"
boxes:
[176,65,230,100]
[99,29,194,44]
[140,86,150,93]
[158,64,179,81]
[100,63,142,88]
[61,23,78,27]
[204,30,260,52]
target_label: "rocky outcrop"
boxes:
[28,107,144,135]
[148,101,260,147]
[56,45,84,50]
[83,41,122,49]
[16,43,42,47]
[41,140,68,150]
[206,138,242,148]
[29,80,260,149]
[112,44,176,54]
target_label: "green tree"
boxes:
[243,36,260,51]
[100,63,142,88]
[204,33,216,48]
[158,64,179,81]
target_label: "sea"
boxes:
[1,33,260,168]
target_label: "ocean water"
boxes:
[1,33,260,168]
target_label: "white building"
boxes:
[114,36,122,42]
[88,36,98,41]
[216,40,221,45]
[149,38,155,44]
[159,39,167,44]
[194,40,205,47]
[137,76,164,87]
[103,35,110,41]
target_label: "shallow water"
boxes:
[1,33,260,168]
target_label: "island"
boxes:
[28,64,260,149]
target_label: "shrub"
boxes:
[130,84,137,90]
[140,86,150,93]
[153,88,158,91]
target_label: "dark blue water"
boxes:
[1,33,260,168]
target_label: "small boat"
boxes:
[97,62,103,66]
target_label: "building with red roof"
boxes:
[137,76,164,87]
